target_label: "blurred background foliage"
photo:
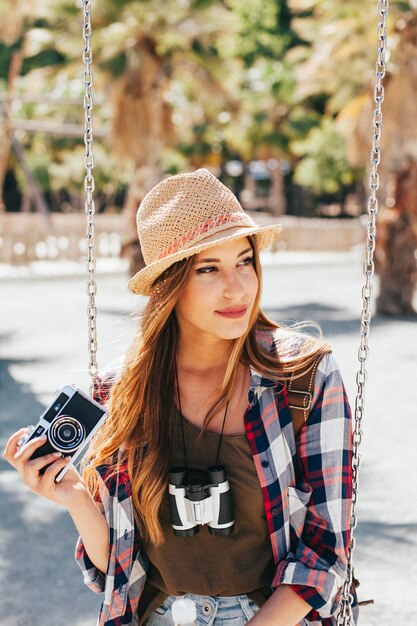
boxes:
[0,0,416,216]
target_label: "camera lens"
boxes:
[62,426,75,441]
[49,416,85,453]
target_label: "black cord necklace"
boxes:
[174,359,230,471]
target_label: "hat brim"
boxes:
[128,222,283,296]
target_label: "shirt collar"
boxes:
[249,366,277,389]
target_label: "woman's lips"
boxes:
[215,306,248,319]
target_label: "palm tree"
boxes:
[1,0,243,269]
[340,10,417,315]
[373,13,417,316]
[77,0,244,272]
[290,0,417,315]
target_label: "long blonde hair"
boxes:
[82,237,331,544]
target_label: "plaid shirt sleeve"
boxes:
[273,352,353,619]
[74,372,114,594]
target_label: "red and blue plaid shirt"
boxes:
[75,328,357,626]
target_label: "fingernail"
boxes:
[52,452,62,458]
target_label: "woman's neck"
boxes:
[176,336,233,376]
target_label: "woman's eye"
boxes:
[195,257,253,274]
[196,266,216,274]
[239,256,254,266]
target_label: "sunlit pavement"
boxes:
[1,251,416,625]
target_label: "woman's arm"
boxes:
[67,488,109,575]
[272,352,354,620]
[249,585,311,625]
[3,428,109,576]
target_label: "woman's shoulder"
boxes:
[255,324,330,359]
[94,449,129,491]
[92,355,125,403]
[255,324,293,352]
[254,324,338,397]
[93,372,116,404]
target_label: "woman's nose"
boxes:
[222,270,245,299]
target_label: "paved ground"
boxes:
[1,252,416,626]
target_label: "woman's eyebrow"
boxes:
[196,247,253,263]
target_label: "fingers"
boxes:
[3,428,28,462]
[25,456,70,494]
[58,463,80,482]
[42,456,71,485]
[26,451,64,472]
[12,435,48,465]
[4,433,65,494]
[3,429,84,507]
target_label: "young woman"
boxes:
[4,169,357,626]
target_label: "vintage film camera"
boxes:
[168,466,234,536]
[17,385,107,483]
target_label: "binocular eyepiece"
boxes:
[168,466,234,537]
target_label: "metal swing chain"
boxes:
[336,1,389,624]
[82,0,98,397]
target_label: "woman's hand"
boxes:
[3,427,89,511]
[4,427,110,575]
[247,585,311,626]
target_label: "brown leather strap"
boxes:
[287,355,323,436]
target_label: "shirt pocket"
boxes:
[288,482,312,539]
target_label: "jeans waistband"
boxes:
[146,593,259,626]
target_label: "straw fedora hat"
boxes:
[128,168,283,295]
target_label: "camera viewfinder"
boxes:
[42,392,69,423]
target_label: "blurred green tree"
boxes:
[288,0,417,314]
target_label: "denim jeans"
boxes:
[145,593,260,626]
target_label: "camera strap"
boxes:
[174,360,230,471]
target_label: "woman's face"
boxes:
[175,237,258,342]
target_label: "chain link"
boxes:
[82,0,98,397]
[336,1,389,623]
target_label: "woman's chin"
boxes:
[214,320,250,340]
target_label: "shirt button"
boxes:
[271,508,278,516]
[261,460,269,468]
[202,602,213,616]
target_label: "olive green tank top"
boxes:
[138,415,274,624]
